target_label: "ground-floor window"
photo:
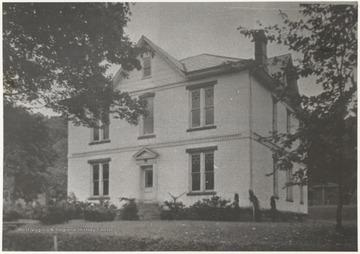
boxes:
[186,146,217,192]
[300,184,304,204]
[286,168,293,201]
[273,157,278,196]
[91,161,110,197]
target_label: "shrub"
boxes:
[119,198,139,220]
[187,195,235,221]
[65,194,88,220]
[161,196,186,220]
[3,209,22,222]
[84,201,117,222]
[36,202,71,224]
[3,203,24,221]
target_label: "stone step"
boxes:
[138,202,161,220]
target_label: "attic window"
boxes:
[143,57,151,78]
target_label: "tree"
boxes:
[4,103,57,201]
[239,4,357,230]
[44,117,69,201]
[3,3,147,126]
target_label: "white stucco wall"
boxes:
[68,138,251,207]
[68,46,306,213]
[251,141,307,214]
[68,72,251,156]
[250,75,307,214]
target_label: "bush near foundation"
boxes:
[83,201,118,222]
[186,196,240,221]
[36,201,73,224]
[160,195,306,222]
[118,198,139,220]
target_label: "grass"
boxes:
[4,205,357,251]
[7,219,357,251]
[308,205,357,221]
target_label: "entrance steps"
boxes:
[138,202,161,220]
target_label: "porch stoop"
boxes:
[138,202,161,220]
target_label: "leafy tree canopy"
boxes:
[4,104,57,201]
[3,3,146,126]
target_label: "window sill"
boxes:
[87,196,110,201]
[142,76,152,80]
[286,199,294,203]
[186,191,216,196]
[186,125,217,132]
[138,134,156,140]
[89,140,110,145]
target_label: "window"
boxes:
[190,86,214,128]
[286,168,293,201]
[139,94,155,137]
[286,109,291,135]
[186,146,217,193]
[143,96,154,134]
[144,166,153,188]
[92,119,109,142]
[300,184,304,204]
[272,97,278,135]
[143,57,151,78]
[273,156,278,196]
[90,161,110,197]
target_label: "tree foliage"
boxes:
[3,3,147,126]
[4,104,57,201]
[239,4,357,230]
[44,117,69,201]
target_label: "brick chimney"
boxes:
[254,30,268,70]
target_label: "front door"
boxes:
[140,165,156,202]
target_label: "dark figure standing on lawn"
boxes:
[270,195,277,222]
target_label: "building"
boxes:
[308,183,338,206]
[68,32,307,214]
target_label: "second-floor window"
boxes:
[93,120,109,142]
[286,109,292,135]
[143,96,154,135]
[190,86,214,128]
[272,96,278,135]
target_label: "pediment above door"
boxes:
[133,147,159,162]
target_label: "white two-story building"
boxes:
[68,32,307,214]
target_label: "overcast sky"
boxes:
[36,2,338,116]
[121,2,322,96]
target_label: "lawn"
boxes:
[4,219,357,251]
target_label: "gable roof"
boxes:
[138,36,186,74]
[180,54,244,73]
[114,36,298,95]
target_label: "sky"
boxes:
[30,1,338,116]
[120,2,322,96]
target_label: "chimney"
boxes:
[254,30,268,70]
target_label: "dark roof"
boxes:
[180,54,245,72]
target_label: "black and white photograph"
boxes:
[2,1,357,251]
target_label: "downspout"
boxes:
[248,70,254,191]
